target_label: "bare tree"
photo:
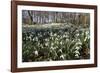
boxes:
[28,11,33,25]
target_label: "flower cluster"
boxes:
[22,26,90,62]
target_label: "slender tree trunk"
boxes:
[28,11,33,25]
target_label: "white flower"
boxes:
[45,38,48,41]
[76,39,82,45]
[45,43,48,46]
[54,33,57,36]
[35,37,38,41]
[76,30,79,32]
[72,40,75,42]
[63,34,68,38]
[81,32,84,36]
[39,34,42,37]
[32,38,35,41]
[87,35,90,39]
[50,46,56,50]
[51,37,54,40]
[34,50,38,56]
[60,55,65,59]
[58,49,62,53]
[28,36,31,40]
[77,39,81,42]
[75,46,80,50]
[75,54,79,58]
[75,50,80,54]
[55,38,58,41]
[50,32,53,36]
[76,33,79,36]
[51,43,54,46]
[60,41,63,45]
[84,37,87,42]
[38,33,40,36]
[65,32,67,34]
[40,45,43,48]
[66,39,69,41]
[57,35,60,38]
[85,31,89,35]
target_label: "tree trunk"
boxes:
[28,11,33,25]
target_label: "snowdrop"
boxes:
[54,33,57,36]
[76,39,82,45]
[85,31,89,35]
[49,58,53,61]
[35,37,38,41]
[74,50,80,55]
[75,54,79,58]
[66,39,69,41]
[50,32,53,36]
[51,43,54,46]
[37,42,40,46]
[60,55,65,59]
[40,44,43,48]
[32,38,35,41]
[28,36,31,40]
[58,49,62,53]
[50,46,56,50]
[84,37,88,42]
[76,33,79,37]
[34,50,38,56]
[60,41,63,45]
[55,38,58,41]
[75,46,80,50]
[45,43,48,46]
[45,38,48,41]
[63,34,68,38]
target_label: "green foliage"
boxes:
[22,24,90,62]
[79,30,90,59]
